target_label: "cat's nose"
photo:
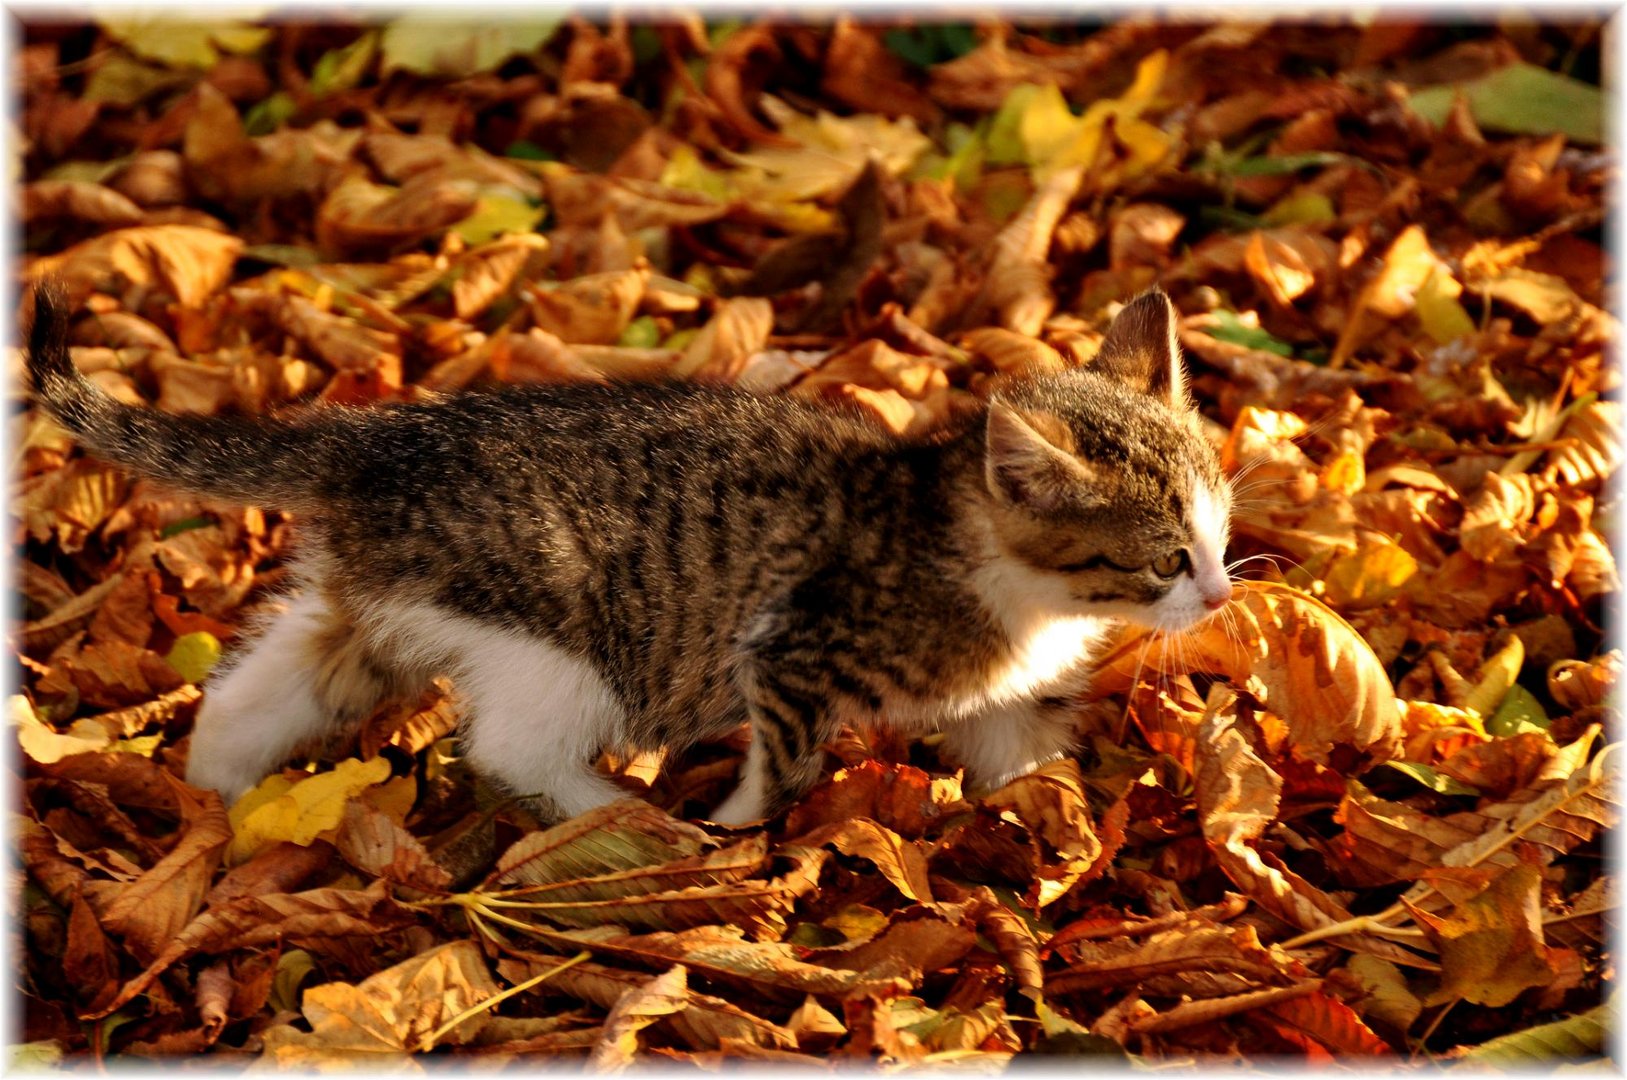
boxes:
[1203,593,1229,611]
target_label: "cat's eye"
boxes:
[1152,550,1190,578]
[1058,554,1135,574]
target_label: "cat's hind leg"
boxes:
[453,631,629,822]
[186,591,411,805]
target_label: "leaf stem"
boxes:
[415,950,590,1053]
[1278,915,1429,951]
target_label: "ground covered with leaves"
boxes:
[12,15,1618,1070]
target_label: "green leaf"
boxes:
[629,25,662,67]
[1410,63,1603,146]
[1224,151,1347,178]
[379,17,561,79]
[242,91,297,136]
[1416,266,1477,345]
[309,31,379,97]
[883,24,978,69]
[1260,192,1337,228]
[165,631,221,685]
[42,159,128,184]
[1199,205,1265,232]
[1486,684,1551,737]
[158,515,215,539]
[619,316,661,349]
[504,140,555,163]
[1456,1001,1609,1064]
[1210,310,1294,357]
[705,20,744,49]
[1380,761,1480,797]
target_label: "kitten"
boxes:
[26,284,1232,824]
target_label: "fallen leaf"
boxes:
[226,756,394,865]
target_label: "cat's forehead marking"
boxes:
[1186,471,1231,595]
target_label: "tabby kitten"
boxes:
[27,285,1232,824]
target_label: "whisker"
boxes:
[1226,552,1298,576]
[1117,629,1155,745]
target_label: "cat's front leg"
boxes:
[711,661,838,826]
[942,694,1079,795]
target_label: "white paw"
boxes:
[183,755,260,807]
[710,788,767,827]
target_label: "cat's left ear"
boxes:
[1091,289,1186,409]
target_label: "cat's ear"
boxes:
[1091,289,1186,409]
[985,403,1098,511]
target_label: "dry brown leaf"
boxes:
[981,758,1103,908]
[803,903,979,983]
[1193,687,1381,951]
[1407,861,1563,1007]
[89,776,230,964]
[22,180,144,227]
[25,224,242,308]
[1049,919,1303,997]
[500,950,794,1052]
[335,800,453,892]
[784,760,966,839]
[960,327,1066,377]
[1546,399,1622,487]
[452,234,550,320]
[975,166,1081,336]
[260,940,500,1066]
[492,799,717,888]
[88,879,415,1019]
[317,174,479,257]
[1380,729,1617,921]
[673,297,774,381]
[528,267,649,345]
[590,964,690,1071]
[510,922,909,1004]
[1252,990,1395,1055]
[1092,580,1403,766]
[796,818,932,902]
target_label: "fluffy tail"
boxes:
[27,281,324,510]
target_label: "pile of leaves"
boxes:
[13,15,1618,1069]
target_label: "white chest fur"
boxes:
[954,550,1110,715]
[984,609,1105,704]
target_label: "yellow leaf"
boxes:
[229,772,297,832]
[1322,534,1419,609]
[1319,449,1366,495]
[1417,266,1476,344]
[358,774,417,827]
[97,16,273,69]
[1048,51,1169,176]
[12,695,110,764]
[165,631,221,684]
[227,756,392,865]
[379,17,561,79]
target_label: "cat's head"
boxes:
[980,289,1233,632]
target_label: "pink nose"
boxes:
[1203,593,1230,611]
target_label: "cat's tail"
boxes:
[27,281,325,510]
